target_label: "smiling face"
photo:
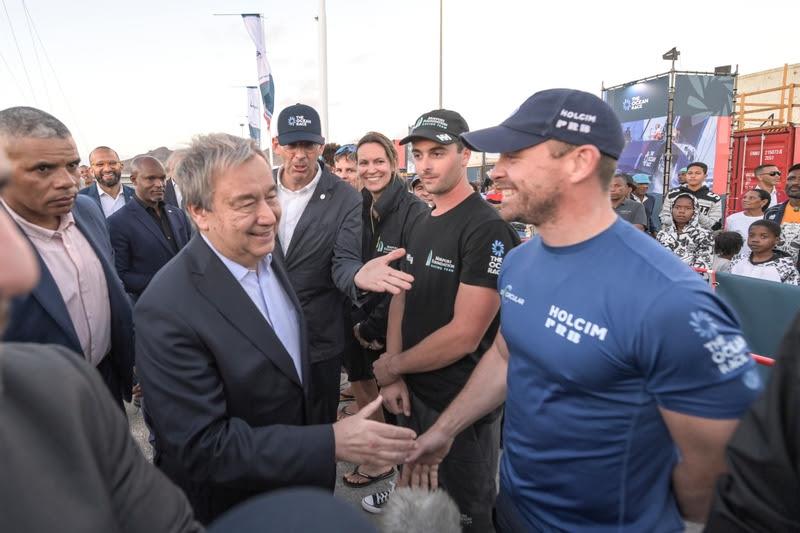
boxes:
[490,141,567,225]
[90,148,122,189]
[2,135,81,229]
[358,142,394,199]
[411,139,470,197]
[190,154,280,269]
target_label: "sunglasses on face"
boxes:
[335,144,357,157]
[758,171,781,177]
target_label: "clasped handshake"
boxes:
[332,393,451,490]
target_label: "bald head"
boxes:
[130,155,164,178]
[0,106,72,141]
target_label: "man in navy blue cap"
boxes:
[270,103,414,424]
[408,89,762,532]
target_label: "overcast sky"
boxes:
[1,0,797,160]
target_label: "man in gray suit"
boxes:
[271,103,412,423]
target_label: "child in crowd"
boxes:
[730,220,800,285]
[712,231,744,273]
[656,192,714,270]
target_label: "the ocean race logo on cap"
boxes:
[554,108,595,134]
[287,115,312,127]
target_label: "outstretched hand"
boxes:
[354,248,414,294]
[405,425,454,466]
[397,462,439,491]
[333,396,417,466]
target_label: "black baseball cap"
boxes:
[461,89,625,159]
[399,109,469,145]
[277,103,325,145]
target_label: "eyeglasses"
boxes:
[758,170,781,177]
[335,144,357,157]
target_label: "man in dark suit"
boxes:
[134,133,417,524]
[79,145,135,218]
[108,156,191,302]
[0,106,134,406]
[0,154,201,532]
[271,103,413,423]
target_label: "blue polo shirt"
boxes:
[498,218,761,532]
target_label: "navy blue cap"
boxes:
[461,89,625,159]
[277,103,325,145]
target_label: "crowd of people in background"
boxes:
[611,160,800,287]
[1,86,800,533]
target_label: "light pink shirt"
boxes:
[2,199,112,366]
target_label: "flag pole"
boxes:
[317,0,329,140]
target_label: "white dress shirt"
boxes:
[97,183,127,218]
[276,164,322,254]
[201,235,303,382]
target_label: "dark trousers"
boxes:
[401,392,501,533]
[310,355,343,424]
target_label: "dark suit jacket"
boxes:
[165,179,180,208]
[79,183,136,215]
[108,198,192,300]
[134,235,336,525]
[274,164,363,365]
[0,343,200,533]
[2,195,135,404]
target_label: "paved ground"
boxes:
[125,396,702,532]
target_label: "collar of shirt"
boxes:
[134,195,164,215]
[0,197,75,241]
[200,233,273,280]
[96,183,123,199]
[277,163,322,196]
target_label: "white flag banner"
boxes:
[242,14,275,129]
[247,86,261,145]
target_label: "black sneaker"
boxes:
[361,483,394,514]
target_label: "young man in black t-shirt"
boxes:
[369,109,520,531]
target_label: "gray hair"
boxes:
[381,488,462,533]
[0,106,71,139]
[176,133,266,211]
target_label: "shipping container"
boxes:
[727,124,800,214]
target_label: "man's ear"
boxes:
[187,203,210,232]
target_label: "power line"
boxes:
[1,0,37,104]
[21,0,87,150]
[21,0,52,109]
[0,46,25,97]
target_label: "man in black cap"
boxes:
[408,89,761,532]
[271,103,413,423]
[368,109,519,529]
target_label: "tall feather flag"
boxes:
[246,86,261,145]
[242,14,275,130]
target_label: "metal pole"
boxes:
[438,0,443,108]
[318,0,329,139]
[662,58,676,195]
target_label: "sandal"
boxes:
[342,465,395,488]
[337,403,359,421]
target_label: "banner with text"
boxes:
[247,86,261,145]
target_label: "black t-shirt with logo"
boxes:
[401,193,520,412]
